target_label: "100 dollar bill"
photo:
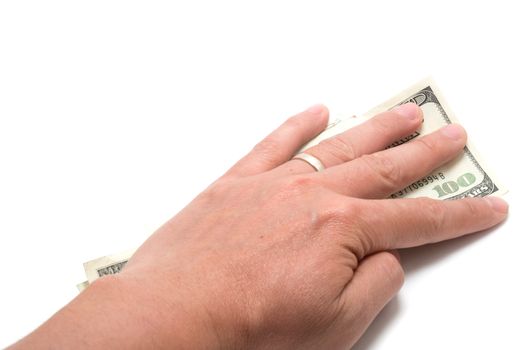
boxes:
[77,249,136,290]
[77,78,505,290]
[300,78,506,199]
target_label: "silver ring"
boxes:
[292,153,325,172]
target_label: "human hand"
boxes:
[13,104,508,349]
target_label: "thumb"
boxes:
[339,251,404,348]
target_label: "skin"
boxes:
[11,103,508,349]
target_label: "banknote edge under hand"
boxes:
[83,248,136,283]
[76,281,89,292]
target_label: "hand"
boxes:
[13,104,508,349]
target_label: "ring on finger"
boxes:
[292,153,325,172]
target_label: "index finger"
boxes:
[351,196,508,254]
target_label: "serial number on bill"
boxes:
[391,172,445,198]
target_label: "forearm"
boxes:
[9,275,218,349]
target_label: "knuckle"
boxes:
[370,114,393,134]
[420,199,446,237]
[252,136,281,161]
[321,199,372,260]
[414,137,437,154]
[360,153,401,189]
[278,175,318,196]
[346,232,371,262]
[318,134,357,162]
[320,199,358,226]
[376,252,405,287]
[283,115,303,129]
[461,198,484,220]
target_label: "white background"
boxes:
[1,1,526,348]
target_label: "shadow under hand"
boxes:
[352,296,401,350]
[351,223,503,350]
[399,223,499,275]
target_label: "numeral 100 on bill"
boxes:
[432,172,476,197]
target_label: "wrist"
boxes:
[12,274,222,349]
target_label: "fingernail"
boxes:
[485,196,509,214]
[306,104,325,115]
[392,103,420,121]
[442,124,465,140]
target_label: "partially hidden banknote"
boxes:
[77,249,136,291]
[76,78,506,290]
[299,78,506,200]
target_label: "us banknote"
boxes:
[300,78,505,199]
[77,249,135,290]
[77,78,505,290]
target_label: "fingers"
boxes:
[339,251,404,347]
[224,105,329,178]
[317,123,467,198]
[274,103,423,176]
[353,196,509,253]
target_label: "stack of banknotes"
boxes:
[77,78,506,292]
